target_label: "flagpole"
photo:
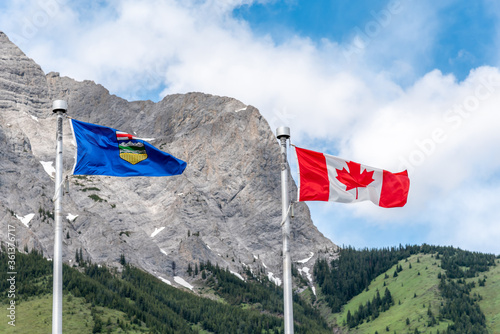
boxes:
[276,126,294,334]
[52,100,67,334]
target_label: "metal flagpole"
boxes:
[276,126,294,334]
[52,100,67,334]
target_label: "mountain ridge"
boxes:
[0,31,337,292]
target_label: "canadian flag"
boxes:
[295,147,409,208]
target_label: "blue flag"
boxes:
[70,119,186,177]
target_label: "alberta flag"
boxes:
[295,146,409,208]
[70,119,187,177]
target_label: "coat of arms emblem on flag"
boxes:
[116,131,148,165]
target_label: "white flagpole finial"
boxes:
[276,126,290,139]
[52,100,67,113]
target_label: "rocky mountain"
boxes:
[0,31,337,292]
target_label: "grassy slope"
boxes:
[334,253,453,334]
[0,294,149,333]
[470,259,500,333]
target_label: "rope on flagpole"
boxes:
[51,113,72,203]
[52,174,70,202]
[280,202,294,226]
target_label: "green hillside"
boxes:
[334,253,452,333]
[314,245,498,334]
[471,259,500,333]
[0,293,150,333]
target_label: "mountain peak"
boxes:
[0,31,49,115]
[0,32,337,291]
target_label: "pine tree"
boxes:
[347,310,353,328]
[119,254,126,266]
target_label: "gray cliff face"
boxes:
[0,31,337,291]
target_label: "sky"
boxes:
[2,0,500,254]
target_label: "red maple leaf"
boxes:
[336,161,375,199]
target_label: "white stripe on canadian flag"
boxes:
[295,146,410,208]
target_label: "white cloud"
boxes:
[318,66,500,253]
[2,0,500,253]
[426,180,500,253]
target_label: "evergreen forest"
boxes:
[1,243,498,333]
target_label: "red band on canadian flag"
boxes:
[295,147,409,208]
[295,147,329,201]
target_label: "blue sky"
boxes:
[2,0,500,254]
[234,0,498,82]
